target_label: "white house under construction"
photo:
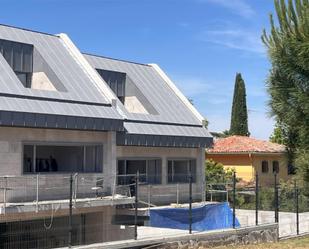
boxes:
[0,24,212,248]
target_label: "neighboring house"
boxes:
[206,136,289,186]
[0,24,212,248]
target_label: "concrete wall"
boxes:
[0,127,206,204]
[0,127,110,176]
[80,223,278,249]
[236,209,309,237]
[0,206,134,248]
[117,146,205,205]
[0,127,116,201]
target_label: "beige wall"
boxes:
[207,154,253,181]
[207,152,290,186]
[252,154,289,186]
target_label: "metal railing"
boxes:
[0,173,136,214]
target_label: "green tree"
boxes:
[230,73,249,136]
[205,159,234,184]
[262,0,309,187]
[269,123,284,144]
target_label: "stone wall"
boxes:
[151,224,278,249]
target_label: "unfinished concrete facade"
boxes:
[0,24,212,247]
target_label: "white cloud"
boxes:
[197,29,265,55]
[201,0,255,18]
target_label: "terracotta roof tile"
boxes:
[207,135,286,154]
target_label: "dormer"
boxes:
[0,38,65,92]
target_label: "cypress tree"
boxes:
[229,73,249,136]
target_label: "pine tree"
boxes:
[229,73,249,136]
[262,0,309,184]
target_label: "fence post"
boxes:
[202,179,206,203]
[134,171,139,240]
[255,173,259,226]
[3,176,7,215]
[189,173,192,234]
[210,184,213,202]
[148,184,151,210]
[36,174,39,213]
[68,174,73,248]
[295,180,299,235]
[74,174,78,206]
[232,171,236,229]
[176,183,179,205]
[274,173,279,223]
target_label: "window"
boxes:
[96,69,125,104]
[23,144,103,173]
[0,39,33,87]
[167,159,196,183]
[273,161,279,174]
[261,161,269,173]
[117,159,162,185]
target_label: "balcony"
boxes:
[0,174,134,217]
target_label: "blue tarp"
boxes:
[149,202,240,232]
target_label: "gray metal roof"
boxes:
[116,122,212,147]
[84,53,212,147]
[0,24,212,146]
[0,24,124,131]
[0,96,124,131]
[84,54,202,126]
[123,122,211,137]
[0,25,110,105]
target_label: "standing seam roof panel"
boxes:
[84,54,201,126]
[0,25,110,105]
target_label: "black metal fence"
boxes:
[1,171,308,248]
[206,172,309,237]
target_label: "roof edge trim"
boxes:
[206,151,286,155]
[83,52,150,67]
[148,63,205,124]
[0,23,56,37]
[57,33,117,103]
[117,133,212,148]
[0,110,124,132]
[125,119,204,128]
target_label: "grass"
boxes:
[211,236,309,249]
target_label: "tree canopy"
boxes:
[262,0,309,184]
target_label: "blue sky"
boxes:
[0,0,276,139]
